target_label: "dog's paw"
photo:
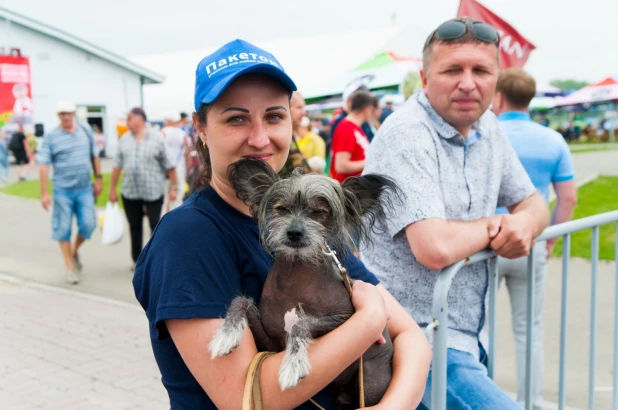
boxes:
[278,339,311,390]
[208,318,247,359]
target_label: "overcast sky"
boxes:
[1,0,616,85]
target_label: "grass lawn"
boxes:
[551,176,618,260]
[0,173,124,208]
[570,147,618,154]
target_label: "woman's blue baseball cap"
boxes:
[194,39,297,111]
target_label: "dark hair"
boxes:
[497,68,536,109]
[193,104,212,190]
[180,112,188,119]
[350,90,376,113]
[129,107,147,122]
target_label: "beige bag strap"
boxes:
[242,351,328,410]
[242,352,274,410]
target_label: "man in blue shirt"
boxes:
[37,101,102,285]
[493,68,577,410]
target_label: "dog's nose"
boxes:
[286,227,304,242]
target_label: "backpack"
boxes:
[9,132,24,152]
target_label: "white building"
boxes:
[0,6,163,156]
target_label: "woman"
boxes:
[133,39,431,410]
[93,124,106,158]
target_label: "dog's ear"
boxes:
[228,159,279,214]
[341,174,403,243]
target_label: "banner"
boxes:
[0,55,33,128]
[457,0,535,69]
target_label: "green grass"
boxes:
[570,147,618,154]
[0,173,124,208]
[551,176,618,260]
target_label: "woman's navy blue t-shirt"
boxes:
[133,186,379,410]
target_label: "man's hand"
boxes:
[93,179,103,198]
[109,190,118,203]
[41,192,51,211]
[486,215,503,240]
[489,213,535,259]
[168,187,178,203]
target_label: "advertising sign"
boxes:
[0,55,32,129]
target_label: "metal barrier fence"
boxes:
[430,210,618,410]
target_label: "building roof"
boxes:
[0,6,164,84]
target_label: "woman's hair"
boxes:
[193,103,212,190]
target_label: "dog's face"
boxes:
[258,173,350,262]
[229,159,401,264]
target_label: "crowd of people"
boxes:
[2,16,581,410]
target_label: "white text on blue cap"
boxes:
[205,53,279,78]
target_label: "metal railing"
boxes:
[430,210,618,410]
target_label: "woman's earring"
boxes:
[202,140,208,148]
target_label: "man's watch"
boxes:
[95,174,103,179]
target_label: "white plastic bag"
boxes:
[101,202,124,245]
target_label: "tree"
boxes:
[550,79,589,92]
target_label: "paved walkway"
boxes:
[0,275,167,410]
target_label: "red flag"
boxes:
[457,0,535,69]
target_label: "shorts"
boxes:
[11,149,28,165]
[52,188,96,242]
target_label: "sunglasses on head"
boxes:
[424,18,500,50]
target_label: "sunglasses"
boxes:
[423,18,500,51]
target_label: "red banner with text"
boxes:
[0,55,32,127]
[457,0,536,69]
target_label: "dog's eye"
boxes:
[274,205,290,214]
[311,209,328,217]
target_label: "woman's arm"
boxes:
[167,280,387,410]
[365,284,431,409]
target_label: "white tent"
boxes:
[529,96,557,110]
[304,52,422,100]
[131,28,404,121]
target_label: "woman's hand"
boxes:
[351,280,388,342]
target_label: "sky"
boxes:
[1,0,617,86]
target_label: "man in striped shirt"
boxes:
[37,101,102,285]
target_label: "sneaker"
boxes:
[72,254,83,272]
[65,269,80,285]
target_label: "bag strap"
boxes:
[242,352,274,410]
[77,123,97,174]
[242,351,327,410]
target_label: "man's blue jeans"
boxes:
[417,346,522,409]
[51,188,96,242]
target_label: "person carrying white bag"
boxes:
[101,202,124,245]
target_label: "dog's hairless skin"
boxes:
[209,159,401,409]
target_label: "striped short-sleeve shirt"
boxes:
[37,124,96,190]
